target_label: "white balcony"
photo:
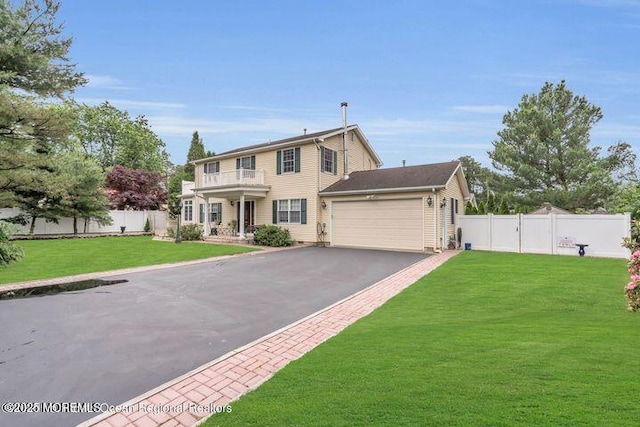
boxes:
[203,169,265,187]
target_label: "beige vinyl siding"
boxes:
[423,192,439,250]
[257,144,319,242]
[434,170,466,247]
[331,198,423,251]
[191,131,381,243]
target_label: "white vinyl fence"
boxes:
[0,208,167,235]
[458,213,631,259]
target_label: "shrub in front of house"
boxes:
[625,250,640,312]
[166,224,203,241]
[143,218,151,232]
[180,223,204,241]
[254,225,293,247]
[0,220,24,266]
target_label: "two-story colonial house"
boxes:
[180,122,470,252]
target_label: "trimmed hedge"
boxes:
[254,225,292,247]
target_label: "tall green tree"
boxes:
[0,0,84,208]
[459,155,501,203]
[167,164,189,216]
[489,81,628,211]
[71,101,169,173]
[167,130,214,216]
[184,130,214,179]
[56,151,112,234]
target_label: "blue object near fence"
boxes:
[464,243,472,250]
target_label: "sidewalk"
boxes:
[79,250,460,427]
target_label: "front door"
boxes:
[236,200,255,232]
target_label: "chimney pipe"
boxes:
[402,160,406,167]
[341,102,349,180]
[303,128,307,135]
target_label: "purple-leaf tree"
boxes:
[105,165,167,210]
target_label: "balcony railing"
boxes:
[203,169,265,187]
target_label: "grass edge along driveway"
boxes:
[206,251,637,427]
[0,236,256,285]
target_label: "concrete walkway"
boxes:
[78,250,459,427]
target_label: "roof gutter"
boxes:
[192,136,328,164]
[320,185,446,196]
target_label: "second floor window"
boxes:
[322,147,336,174]
[236,155,255,170]
[276,147,301,174]
[282,149,295,173]
[204,161,219,174]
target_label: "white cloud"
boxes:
[84,74,132,90]
[363,117,500,138]
[77,97,186,110]
[572,0,640,8]
[453,105,511,114]
[592,121,640,141]
[147,115,337,139]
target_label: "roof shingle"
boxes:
[320,161,461,194]
[215,127,345,157]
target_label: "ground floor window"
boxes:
[183,200,193,222]
[209,202,222,224]
[274,198,306,224]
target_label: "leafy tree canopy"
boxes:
[489,80,633,212]
[0,0,83,208]
[184,130,214,179]
[105,165,167,211]
[70,101,169,173]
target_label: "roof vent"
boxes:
[303,128,307,135]
[402,160,406,167]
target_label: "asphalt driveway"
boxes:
[0,246,427,427]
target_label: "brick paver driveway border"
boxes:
[79,250,459,427]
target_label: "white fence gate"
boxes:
[0,208,167,235]
[457,213,631,259]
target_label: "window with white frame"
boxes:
[183,200,193,222]
[282,148,295,173]
[238,156,253,170]
[278,199,301,223]
[209,202,221,224]
[204,161,219,174]
[323,147,336,174]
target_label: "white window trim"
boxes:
[277,198,302,224]
[209,203,221,224]
[281,148,296,174]
[323,147,336,174]
[183,200,193,222]
[239,156,253,170]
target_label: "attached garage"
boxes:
[332,198,424,251]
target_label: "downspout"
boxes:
[433,189,441,253]
[441,198,448,249]
[341,102,349,180]
[313,138,322,243]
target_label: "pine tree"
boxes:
[486,193,496,214]
[185,131,207,179]
[465,201,478,215]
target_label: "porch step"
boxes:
[204,235,254,245]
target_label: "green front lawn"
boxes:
[207,252,637,427]
[1,236,256,284]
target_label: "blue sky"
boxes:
[58,0,639,168]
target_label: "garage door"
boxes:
[332,199,424,251]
